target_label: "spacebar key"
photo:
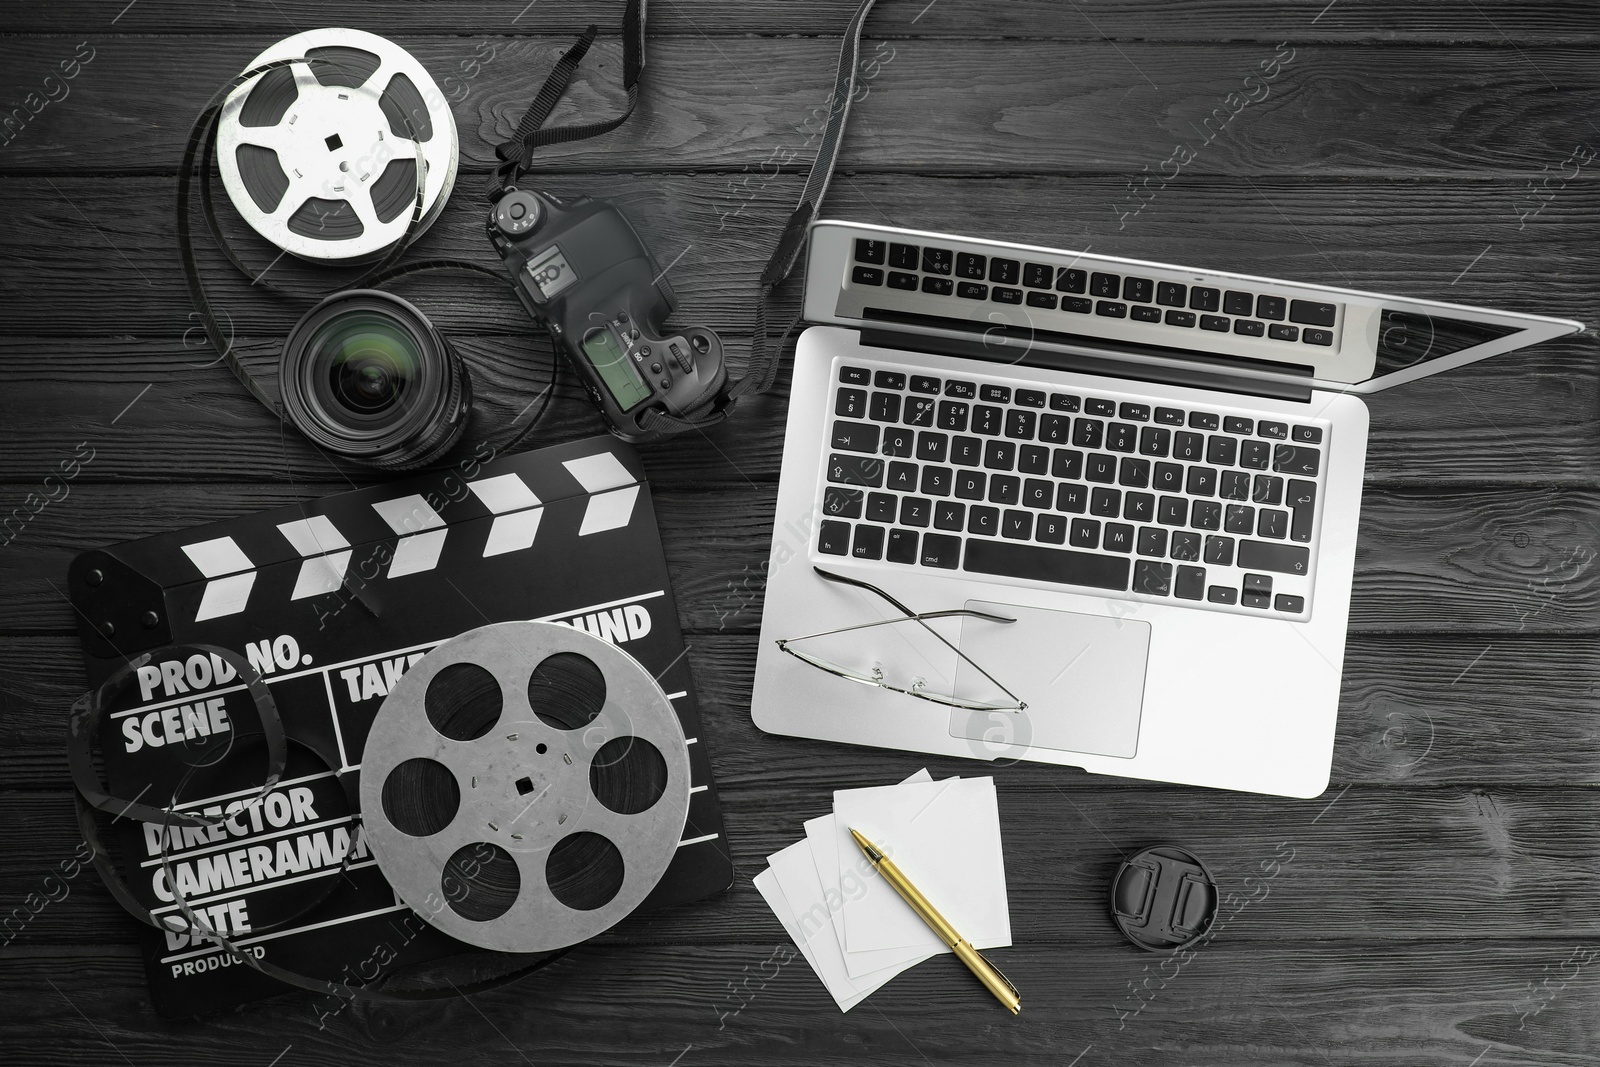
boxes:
[1236,540,1310,575]
[964,540,1129,591]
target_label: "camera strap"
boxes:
[492,0,881,436]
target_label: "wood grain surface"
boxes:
[0,2,1596,1064]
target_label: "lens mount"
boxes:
[281,290,471,469]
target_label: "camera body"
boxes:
[488,188,726,442]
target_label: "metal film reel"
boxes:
[358,622,691,953]
[216,28,459,262]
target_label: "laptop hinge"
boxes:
[858,316,1315,404]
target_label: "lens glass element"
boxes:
[312,311,423,420]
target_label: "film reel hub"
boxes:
[359,622,691,953]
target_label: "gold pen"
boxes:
[849,827,1021,1015]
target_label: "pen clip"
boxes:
[982,952,1020,999]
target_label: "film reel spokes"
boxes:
[359,622,691,953]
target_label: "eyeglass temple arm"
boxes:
[811,566,1017,625]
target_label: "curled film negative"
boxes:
[216,28,459,261]
[359,622,691,953]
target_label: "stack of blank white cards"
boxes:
[754,772,1011,1010]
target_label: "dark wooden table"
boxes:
[2,2,1597,1063]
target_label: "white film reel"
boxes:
[216,28,459,262]
[358,622,692,953]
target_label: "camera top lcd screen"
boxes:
[581,327,651,411]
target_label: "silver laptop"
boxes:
[750,220,1582,798]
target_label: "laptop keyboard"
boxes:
[816,360,1326,618]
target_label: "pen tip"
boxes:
[848,827,882,861]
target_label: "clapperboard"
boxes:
[68,436,732,1016]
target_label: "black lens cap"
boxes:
[1110,844,1218,952]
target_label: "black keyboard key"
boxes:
[989,474,1021,505]
[1200,315,1230,332]
[1155,406,1185,426]
[823,486,864,519]
[852,524,885,559]
[1204,535,1235,566]
[992,286,1022,305]
[1273,445,1321,476]
[1023,262,1054,288]
[900,496,931,528]
[887,528,918,564]
[828,452,883,487]
[938,401,970,432]
[875,370,907,389]
[1085,398,1117,417]
[1107,422,1137,452]
[1026,291,1058,309]
[1302,328,1334,346]
[1252,475,1284,506]
[1124,492,1155,522]
[1207,585,1237,605]
[974,405,1003,436]
[952,435,982,467]
[1237,540,1309,575]
[1223,291,1254,316]
[1189,286,1220,312]
[1090,486,1121,517]
[1122,277,1153,303]
[1256,295,1286,321]
[922,276,954,296]
[1096,300,1128,318]
[1224,504,1255,534]
[1056,267,1087,293]
[1223,416,1254,435]
[1139,426,1171,457]
[1133,559,1171,595]
[1069,518,1100,548]
[1220,471,1251,500]
[888,243,919,269]
[1052,448,1084,479]
[965,538,1129,591]
[1289,299,1337,327]
[836,388,867,418]
[1090,272,1120,298]
[1258,421,1287,440]
[888,271,918,290]
[1119,457,1151,488]
[1206,435,1237,467]
[984,440,1017,470]
[1016,389,1046,409]
[1103,523,1134,553]
[1176,565,1206,600]
[910,375,942,395]
[1234,319,1265,337]
[887,461,918,491]
[818,520,850,555]
[1275,594,1305,613]
[920,533,962,569]
[1257,508,1288,540]
[956,253,986,279]
[1061,297,1093,314]
[867,492,897,523]
[1137,527,1168,557]
[1002,510,1033,540]
[1118,403,1150,422]
[1191,501,1222,530]
[1243,572,1272,595]
[1037,514,1067,544]
[1173,432,1204,461]
[1158,495,1188,526]
[1131,305,1162,323]
[1242,590,1271,609]
[1240,440,1271,469]
[882,427,914,458]
[1023,478,1054,509]
[1186,466,1217,497]
[1187,411,1219,431]
[833,420,880,453]
[1165,310,1197,328]
[922,247,953,275]
[1153,461,1184,492]
[1292,425,1323,444]
[1156,281,1187,307]
[1269,324,1299,342]
[1005,409,1038,440]
[935,500,965,531]
[955,469,986,500]
[1086,453,1117,483]
[1018,444,1050,475]
[988,258,1020,285]
[969,505,999,536]
[905,397,938,428]
[1073,418,1105,449]
[944,379,976,398]
[920,465,953,496]
[1050,393,1082,412]
[981,384,1011,403]
[1171,532,1202,562]
[841,366,871,385]
[1040,414,1072,444]
[1057,482,1089,513]
[1288,479,1316,542]
[855,239,886,264]
[852,266,884,286]
[870,391,902,423]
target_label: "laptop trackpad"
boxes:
[949,600,1149,759]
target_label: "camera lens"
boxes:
[281,290,471,469]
